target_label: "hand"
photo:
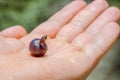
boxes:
[0,25,27,39]
[0,0,120,80]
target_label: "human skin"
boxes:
[0,0,120,80]
[0,25,27,39]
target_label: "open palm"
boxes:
[0,0,120,80]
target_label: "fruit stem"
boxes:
[39,35,47,45]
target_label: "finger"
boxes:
[56,0,109,42]
[31,0,86,38]
[54,22,120,77]
[0,25,27,39]
[85,7,120,35]
[82,22,120,63]
[72,7,120,49]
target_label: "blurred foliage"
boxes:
[0,0,120,32]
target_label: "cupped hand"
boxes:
[0,0,120,80]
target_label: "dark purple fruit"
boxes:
[29,35,47,57]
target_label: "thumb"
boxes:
[0,25,27,39]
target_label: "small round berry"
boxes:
[29,35,47,57]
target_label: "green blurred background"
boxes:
[0,0,120,32]
[0,0,120,80]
